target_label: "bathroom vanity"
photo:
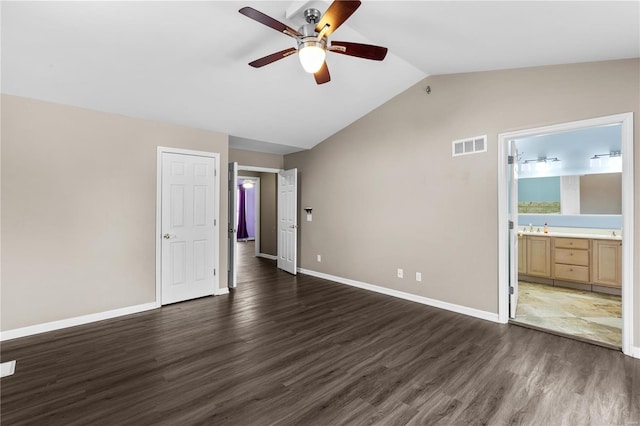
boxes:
[517,229,622,295]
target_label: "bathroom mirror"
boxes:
[518,172,621,215]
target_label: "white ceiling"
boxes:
[2,1,638,154]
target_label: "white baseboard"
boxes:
[630,345,640,359]
[257,253,277,260]
[298,268,500,323]
[214,287,230,296]
[0,302,158,342]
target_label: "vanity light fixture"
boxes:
[590,150,621,170]
[242,179,255,189]
[520,156,560,172]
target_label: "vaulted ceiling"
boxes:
[2,1,638,154]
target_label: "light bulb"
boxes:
[608,155,622,172]
[535,161,548,172]
[298,44,326,73]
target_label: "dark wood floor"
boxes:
[2,241,639,425]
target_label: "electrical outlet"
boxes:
[416,272,422,282]
[317,254,321,262]
[397,268,403,278]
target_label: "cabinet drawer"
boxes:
[554,264,589,283]
[554,237,589,250]
[554,248,589,266]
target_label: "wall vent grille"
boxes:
[452,135,487,157]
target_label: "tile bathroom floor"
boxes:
[515,281,622,348]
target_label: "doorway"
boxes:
[228,164,298,289]
[498,113,634,356]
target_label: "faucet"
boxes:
[529,224,534,232]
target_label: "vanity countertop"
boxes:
[518,227,622,240]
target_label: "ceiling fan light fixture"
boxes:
[298,40,326,73]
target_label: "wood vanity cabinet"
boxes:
[518,235,527,274]
[592,239,622,288]
[553,237,590,283]
[518,234,622,292]
[526,236,551,278]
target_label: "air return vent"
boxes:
[452,135,487,157]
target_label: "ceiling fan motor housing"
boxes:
[297,18,327,53]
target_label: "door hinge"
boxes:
[509,286,514,295]
[214,219,216,226]
[508,220,514,230]
[214,269,216,276]
[508,155,514,165]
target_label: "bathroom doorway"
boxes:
[498,113,634,355]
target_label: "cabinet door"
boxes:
[592,239,622,288]
[518,235,527,274]
[526,236,551,278]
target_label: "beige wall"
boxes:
[230,148,283,169]
[1,95,229,331]
[581,173,622,214]
[284,59,640,345]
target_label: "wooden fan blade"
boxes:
[315,1,361,37]
[239,7,301,38]
[330,41,388,61]
[314,61,330,85]
[249,48,297,68]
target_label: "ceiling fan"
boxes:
[239,0,388,85]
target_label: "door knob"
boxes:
[163,233,172,239]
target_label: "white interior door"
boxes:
[161,152,216,304]
[277,168,297,275]
[509,140,519,318]
[228,162,238,288]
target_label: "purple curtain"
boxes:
[237,184,249,240]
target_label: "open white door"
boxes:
[161,152,216,304]
[509,140,519,318]
[277,168,297,275]
[228,162,238,289]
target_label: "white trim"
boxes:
[237,165,282,173]
[156,147,221,305]
[257,253,277,260]
[0,302,157,341]
[214,287,230,296]
[631,346,640,359]
[299,268,500,323]
[497,113,634,356]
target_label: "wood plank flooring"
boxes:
[2,242,639,425]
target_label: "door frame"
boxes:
[497,112,634,356]
[156,147,221,306]
[228,165,281,289]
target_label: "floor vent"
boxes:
[452,135,487,157]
